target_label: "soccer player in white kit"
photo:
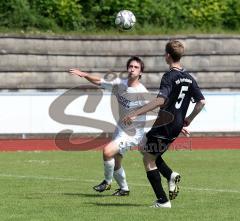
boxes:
[69,56,148,196]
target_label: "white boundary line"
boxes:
[0,173,239,194]
[0,173,77,181]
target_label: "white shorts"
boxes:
[112,129,144,156]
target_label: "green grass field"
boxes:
[0,150,239,221]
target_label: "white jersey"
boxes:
[101,77,148,143]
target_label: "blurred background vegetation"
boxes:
[0,0,239,34]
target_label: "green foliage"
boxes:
[0,0,239,33]
[30,0,84,30]
[0,0,35,28]
[186,0,228,29]
[222,0,240,29]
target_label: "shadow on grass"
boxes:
[86,202,145,207]
[63,192,111,197]
[24,192,112,199]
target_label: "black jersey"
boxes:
[148,68,204,140]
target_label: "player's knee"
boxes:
[103,148,113,159]
[143,155,157,171]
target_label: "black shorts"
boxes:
[142,134,174,155]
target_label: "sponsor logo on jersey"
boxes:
[117,94,130,108]
[175,78,192,85]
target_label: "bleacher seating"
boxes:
[0,35,239,90]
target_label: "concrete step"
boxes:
[0,54,239,72]
[0,35,239,55]
[0,35,239,89]
[0,71,239,89]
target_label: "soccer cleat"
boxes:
[151,200,171,208]
[112,189,130,196]
[93,180,111,192]
[169,172,181,200]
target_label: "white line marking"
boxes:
[0,173,77,181]
[181,186,240,194]
[0,173,239,194]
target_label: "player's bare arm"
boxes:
[122,97,165,125]
[184,99,206,126]
[69,68,101,86]
[181,127,191,137]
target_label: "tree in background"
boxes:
[0,0,239,32]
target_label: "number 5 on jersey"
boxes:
[175,86,189,109]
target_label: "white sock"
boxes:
[104,159,115,184]
[113,167,129,191]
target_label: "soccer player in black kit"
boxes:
[123,40,206,208]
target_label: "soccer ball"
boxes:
[115,10,136,30]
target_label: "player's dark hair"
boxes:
[165,40,184,62]
[126,56,144,79]
[127,56,144,72]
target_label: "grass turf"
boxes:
[0,150,239,221]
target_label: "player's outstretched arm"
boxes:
[184,99,206,126]
[122,97,165,125]
[69,68,101,86]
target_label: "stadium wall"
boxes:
[0,34,240,150]
[1,90,240,134]
[0,90,240,151]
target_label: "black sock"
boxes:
[156,156,172,181]
[146,169,168,203]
